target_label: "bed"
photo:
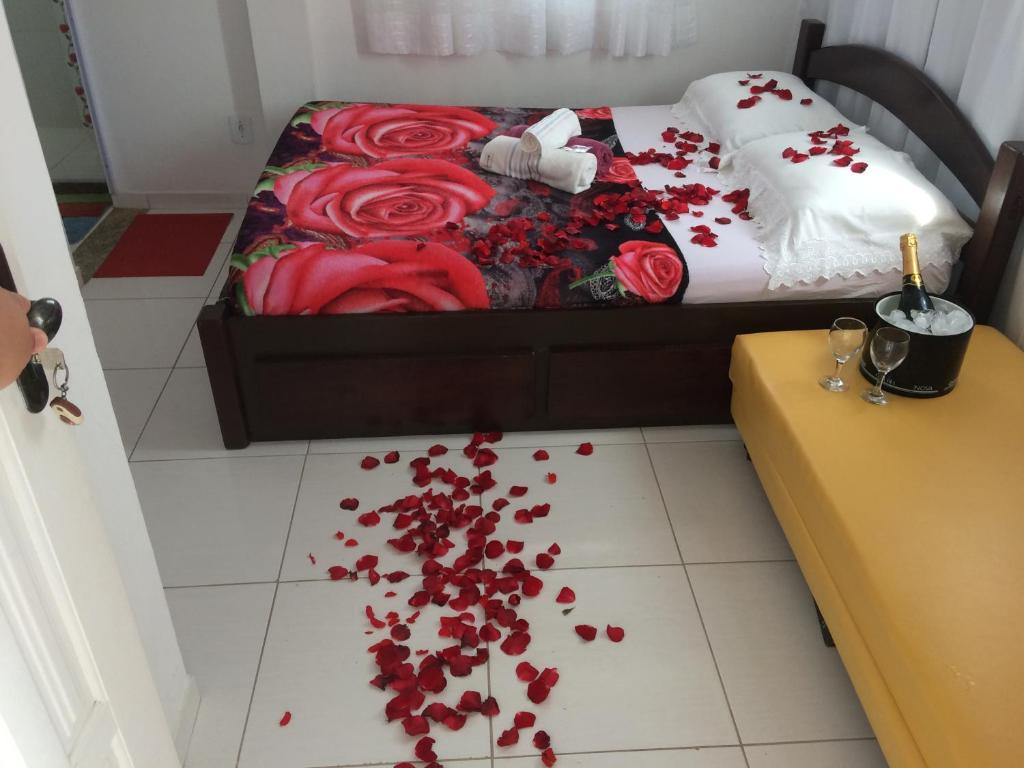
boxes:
[199,19,1024,449]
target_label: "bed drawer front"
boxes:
[547,344,733,425]
[245,351,536,440]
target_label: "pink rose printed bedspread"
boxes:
[226,102,692,315]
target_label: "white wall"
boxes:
[2,0,82,131]
[68,0,803,201]
[68,0,269,204]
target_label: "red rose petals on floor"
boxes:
[323,435,626,768]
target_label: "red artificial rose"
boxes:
[599,157,638,185]
[311,104,497,158]
[611,241,684,303]
[242,241,489,315]
[275,159,495,239]
[576,107,613,120]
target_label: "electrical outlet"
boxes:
[229,115,254,145]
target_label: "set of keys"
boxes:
[35,348,84,426]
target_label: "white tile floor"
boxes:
[91,218,888,766]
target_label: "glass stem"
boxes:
[832,359,843,380]
[873,369,886,398]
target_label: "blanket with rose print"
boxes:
[228,102,688,315]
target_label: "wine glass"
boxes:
[819,317,868,392]
[861,327,911,406]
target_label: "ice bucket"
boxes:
[860,294,974,398]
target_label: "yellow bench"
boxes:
[729,326,1024,768]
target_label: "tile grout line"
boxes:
[125,367,176,462]
[161,559,800,591]
[643,442,751,767]
[233,446,311,767]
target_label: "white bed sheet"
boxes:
[611,105,953,304]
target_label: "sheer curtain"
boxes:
[803,0,1024,346]
[356,0,698,57]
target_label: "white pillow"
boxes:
[718,130,974,289]
[672,71,859,154]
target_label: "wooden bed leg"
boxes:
[197,303,250,449]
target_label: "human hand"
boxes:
[1,288,48,389]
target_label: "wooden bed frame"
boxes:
[199,19,1024,449]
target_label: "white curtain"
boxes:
[803,0,1024,346]
[356,0,698,57]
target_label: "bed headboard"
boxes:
[792,19,1024,323]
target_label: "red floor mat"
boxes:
[93,212,232,278]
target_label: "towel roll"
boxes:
[480,136,539,179]
[537,146,598,194]
[520,108,582,155]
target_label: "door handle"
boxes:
[17,298,63,414]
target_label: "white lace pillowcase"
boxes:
[672,71,860,154]
[718,131,974,289]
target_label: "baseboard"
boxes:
[110,192,250,211]
[173,674,201,762]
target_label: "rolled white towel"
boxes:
[480,136,540,180]
[481,136,596,194]
[520,108,582,155]
[537,146,598,194]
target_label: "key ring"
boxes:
[54,360,69,396]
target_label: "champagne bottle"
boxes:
[899,233,934,314]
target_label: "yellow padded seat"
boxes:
[730,326,1024,768]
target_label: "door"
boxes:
[0,7,184,768]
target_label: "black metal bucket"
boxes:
[860,293,975,398]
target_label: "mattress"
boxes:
[225,101,953,316]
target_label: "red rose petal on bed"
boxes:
[395,764,415,768]
[542,747,558,766]
[358,511,381,527]
[737,96,760,109]
[556,587,575,604]
[545,473,557,484]
[485,540,506,559]
[403,716,430,736]
[360,456,380,470]
[514,508,534,524]
[345,538,359,547]
[536,553,555,570]
[575,624,598,641]
[497,727,520,747]
[383,450,400,464]
[516,661,539,681]
[391,624,411,641]
[507,540,525,554]
[851,162,869,173]
[355,554,378,571]
[782,147,797,159]
[548,543,561,556]
[515,711,536,729]
[714,217,732,225]
[509,485,528,497]
[428,444,448,456]
[532,449,550,461]
[327,566,348,580]
[278,711,291,726]
[492,497,510,511]
[307,553,316,565]
[606,625,626,642]
[527,679,550,704]
[709,156,721,170]
[801,97,814,105]
[832,155,853,167]
[774,88,793,101]
[576,442,594,456]
[414,737,437,762]
[334,531,345,540]
[809,146,828,156]
[661,130,677,142]
[340,497,359,510]
[738,79,750,86]
[534,730,551,749]
[791,153,810,164]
